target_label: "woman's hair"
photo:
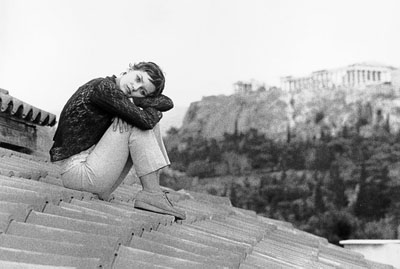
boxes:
[127,62,165,96]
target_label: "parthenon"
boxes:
[281,62,398,92]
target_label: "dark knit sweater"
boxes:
[49,75,173,162]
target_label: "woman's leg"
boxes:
[128,124,169,192]
[82,122,169,198]
[74,123,132,198]
[63,122,168,196]
[100,123,170,196]
[61,123,131,197]
[128,124,186,219]
[128,123,169,191]
[61,121,185,218]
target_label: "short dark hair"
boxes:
[129,62,165,96]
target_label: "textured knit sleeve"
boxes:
[131,94,174,112]
[89,79,162,130]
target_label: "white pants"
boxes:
[57,123,170,196]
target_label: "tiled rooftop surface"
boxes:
[0,89,56,127]
[0,146,395,268]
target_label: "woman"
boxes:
[50,62,185,220]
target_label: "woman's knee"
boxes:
[128,126,155,144]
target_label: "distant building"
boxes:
[233,81,253,94]
[281,62,398,92]
[233,80,266,95]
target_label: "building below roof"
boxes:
[341,239,400,268]
[0,89,56,157]
[0,89,56,127]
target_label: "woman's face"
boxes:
[118,70,156,98]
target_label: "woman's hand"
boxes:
[112,117,129,133]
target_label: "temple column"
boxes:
[362,70,366,84]
[347,70,351,85]
[350,70,355,85]
[354,70,358,85]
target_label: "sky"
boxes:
[1,0,400,116]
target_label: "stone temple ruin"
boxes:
[281,62,400,92]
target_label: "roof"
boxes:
[0,146,395,269]
[0,89,56,127]
[349,62,398,70]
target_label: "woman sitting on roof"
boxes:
[49,62,185,220]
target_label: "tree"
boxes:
[313,172,325,213]
[328,160,347,209]
[186,160,214,178]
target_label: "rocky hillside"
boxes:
[178,84,400,140]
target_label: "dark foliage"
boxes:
[164,126,400,244]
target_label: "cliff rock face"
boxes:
[179,84,400,140]
[180,89,289,140]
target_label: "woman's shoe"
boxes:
[134,190,186,220]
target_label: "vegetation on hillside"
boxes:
[162,125,400,244]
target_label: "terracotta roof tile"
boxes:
[0,174,89,201]
[238,262,266,269]
[0,190,47,212]
[43,203,146,236]
[157,224,250,257]
[243,253,300,268]
[38,175,64,186]
[0,185,63,205]
[0,177,70,203]
[6,221,121,250]
[112,258,174,269]
[0,201,33,222]
[0,148,396,269]
[69,199,166,229]
[0,246,100,268]
[203,219,266,241]
[252,241,316,268]
[110,199,175,226]
[0,212,14,233]
[59,201,155,232]
[26,211,135,245]
[0,260,76,269]
[0,91,56,126]
[5,154,61,178]
[129,236,230,268]
[141,230,241,267]
[0,234,115,268]
[186,222,258,246]
[115,245,210,269]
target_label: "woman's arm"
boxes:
[89,79,162,130]
[131,95,174,112]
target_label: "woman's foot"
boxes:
[134,190,186,220]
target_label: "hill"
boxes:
[178,84,400,141]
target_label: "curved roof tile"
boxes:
[0,146,396,269]
[0,90,56,127]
